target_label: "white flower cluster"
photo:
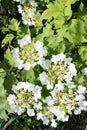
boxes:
[7,81,87,127]
[35,83,87,128]
[7,82,42,116]
[15,0,37,26]
[10,46,87,128]
[39,52,77,89]
[12,35,47,70]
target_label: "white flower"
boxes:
[42,116,50,125]
[51,52,66,63]
[55,81,64,91]
[34,41,47,57]
[45,96,54,106]
[66,81,75,88]
[12,82,32,92]
[64,73,73,83]
[77,85,86,94]
[36,112,43,120]
[74,108,81,115]
[27,108,35,117]
[75,95,85,101]
[50,106,68,122]
[38,57,51,70]
[51,119,57,128]
[7,82,42,116]
[40,52,77,86]
[17,5,23,14]
[67,63,77,76]
[32,85,42,101]
[34,41,44,51]
[12,48,24,70]
[23,62,31,70]
[12,39,48,70]
[30,0,37,7]
[34,102,42,110]
[9,104,25,115]
[47,82,53,90]
[7,94,16,105]
[18,35,31,47]
[82,100,87,107]
[64,57,72,64]
[17,0,37,26]
[39,72,48,85]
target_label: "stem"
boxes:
[2,117,16,130]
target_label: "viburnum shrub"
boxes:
[0,0,87,129]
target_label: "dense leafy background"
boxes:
[0,0,87,129]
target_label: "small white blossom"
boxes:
[7,94,16,105]
[42,116,50,125]
[51,119,57,128]
[51,52,66,63]
[34,41,47,57]
[55,81,64,91]
[18,35,31,47]
[34,102,42,110]
[27,108,35,117]
[45,96,54,106]
[36,112,43,120]
[39,72,48,85]
[75,95,85,101]
[74,108,81,115]
[77,85,86,94]
[47,82,53,90]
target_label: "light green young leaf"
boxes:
[41,0,73,26]
[8,18,20,31]
[0,78,8,121]
[4,48,15,67]
[2,33,14,47]
[41,3,60,20]
[43,24,54,37]
[65,19,87,44]
[0,68,6,78]
[56,0,78,6]
[78,46,87,61]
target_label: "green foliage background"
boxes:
[0,0,87,129]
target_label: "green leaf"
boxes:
[8,18,20,31]
[0,68,6,78]
[0,78,8,121]
[41,0,73,21]
[42,24,54,38]
[74,73,84,84]
[2,33,14,47]
[41,3,60,20]
[21,68,35,83]
[17,25,30,37]
[56,0,78,6]
[4,48,15,67]
[2,27,10,32]
[78,46,87,61]
[65,19,87,44]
